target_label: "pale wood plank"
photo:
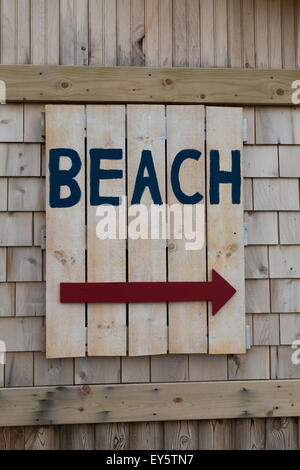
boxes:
[1,0,30,64]
[279,212,300,244]
[159,0,172,67]
[0,144,40,176]
[145,0,159,66]
[16,282,45,317]
[24,104,44,143]
[199,420,233,450]
[200,0,214,67]
[243,179,253,210]
[25,426,60,450]
[41,146,46,176]
[131,0,145,66]
[281,0,296,69]
[186,0,200,67]
[244,211,278,245]
[46,105,86,358]
[5,352,33,386]
[0,248,6,281]
[253,179,299,211]
[271,346,300,379]
[0,317,43,352]
[0,366,4,388]
[164,420,198,450]
[0,105,23,142]
[244,146,278,177]
[266,417,298,450]
[271,280,300,313]
[87,105,126,356]
[228,346,270,380]
[0,283,15,317]
[31,0,60,65]
[89,0,104,65]
[279,146,300,177]
[233,418,265,449]
[0,212,32,246]
[269,246,300,278]
[173,0,187,67]
[151,355,188,382]
[95,423,129,450]
[0,427,24,450]
[228,0,242,67]
[140,0,171,75]
[254,0,268,68]
[89,0,117,66]
[34,212,46,246]
[2,66,300,105]
[241,0,255,68]
[60,424,95,450]
[4,380,300,426]
[127,105,167,356]
[189,355,227,381]
[167,105,207,353]
[129,422,164,450]
[214,0,228,67]
[0,178,7,211]
[243,107,255,144]
[246,279,270,313]
[207,107,245,354]
[152,304,192,447]
[116,0,131,65]
[60,0,89,65]
[256,107,300,144]
[280,314,300,345]
[121,356,150,383]
[8,178,44,211]
[245,246,269,279]
[253,314,279,346]
[34,352,73,386]
[7,247,42,282]
[268,0,282,68]
[74,357,121,384]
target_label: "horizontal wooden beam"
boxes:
[0,380,300,427]
[0,65,298,104]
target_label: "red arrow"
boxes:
[60,270,236,316]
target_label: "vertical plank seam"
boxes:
[204,105,209,354]
[165,104,169,353]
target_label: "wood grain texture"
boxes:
[87,105,126,356]
[0,66,299,104]
[127,105,167,356]
[1,0,30,65]
[95,423,129,449]
[206,107,245,354]
[2,380,300,426]
[25,426,60,450]
[31,0,60,65]
[60,0,89,66]
[167,106,207,353]
[46,105,86,358]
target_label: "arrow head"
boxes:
[211,269,237,316]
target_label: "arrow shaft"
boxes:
[60,281,215,304]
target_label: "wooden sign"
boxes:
[46,105,245,358]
